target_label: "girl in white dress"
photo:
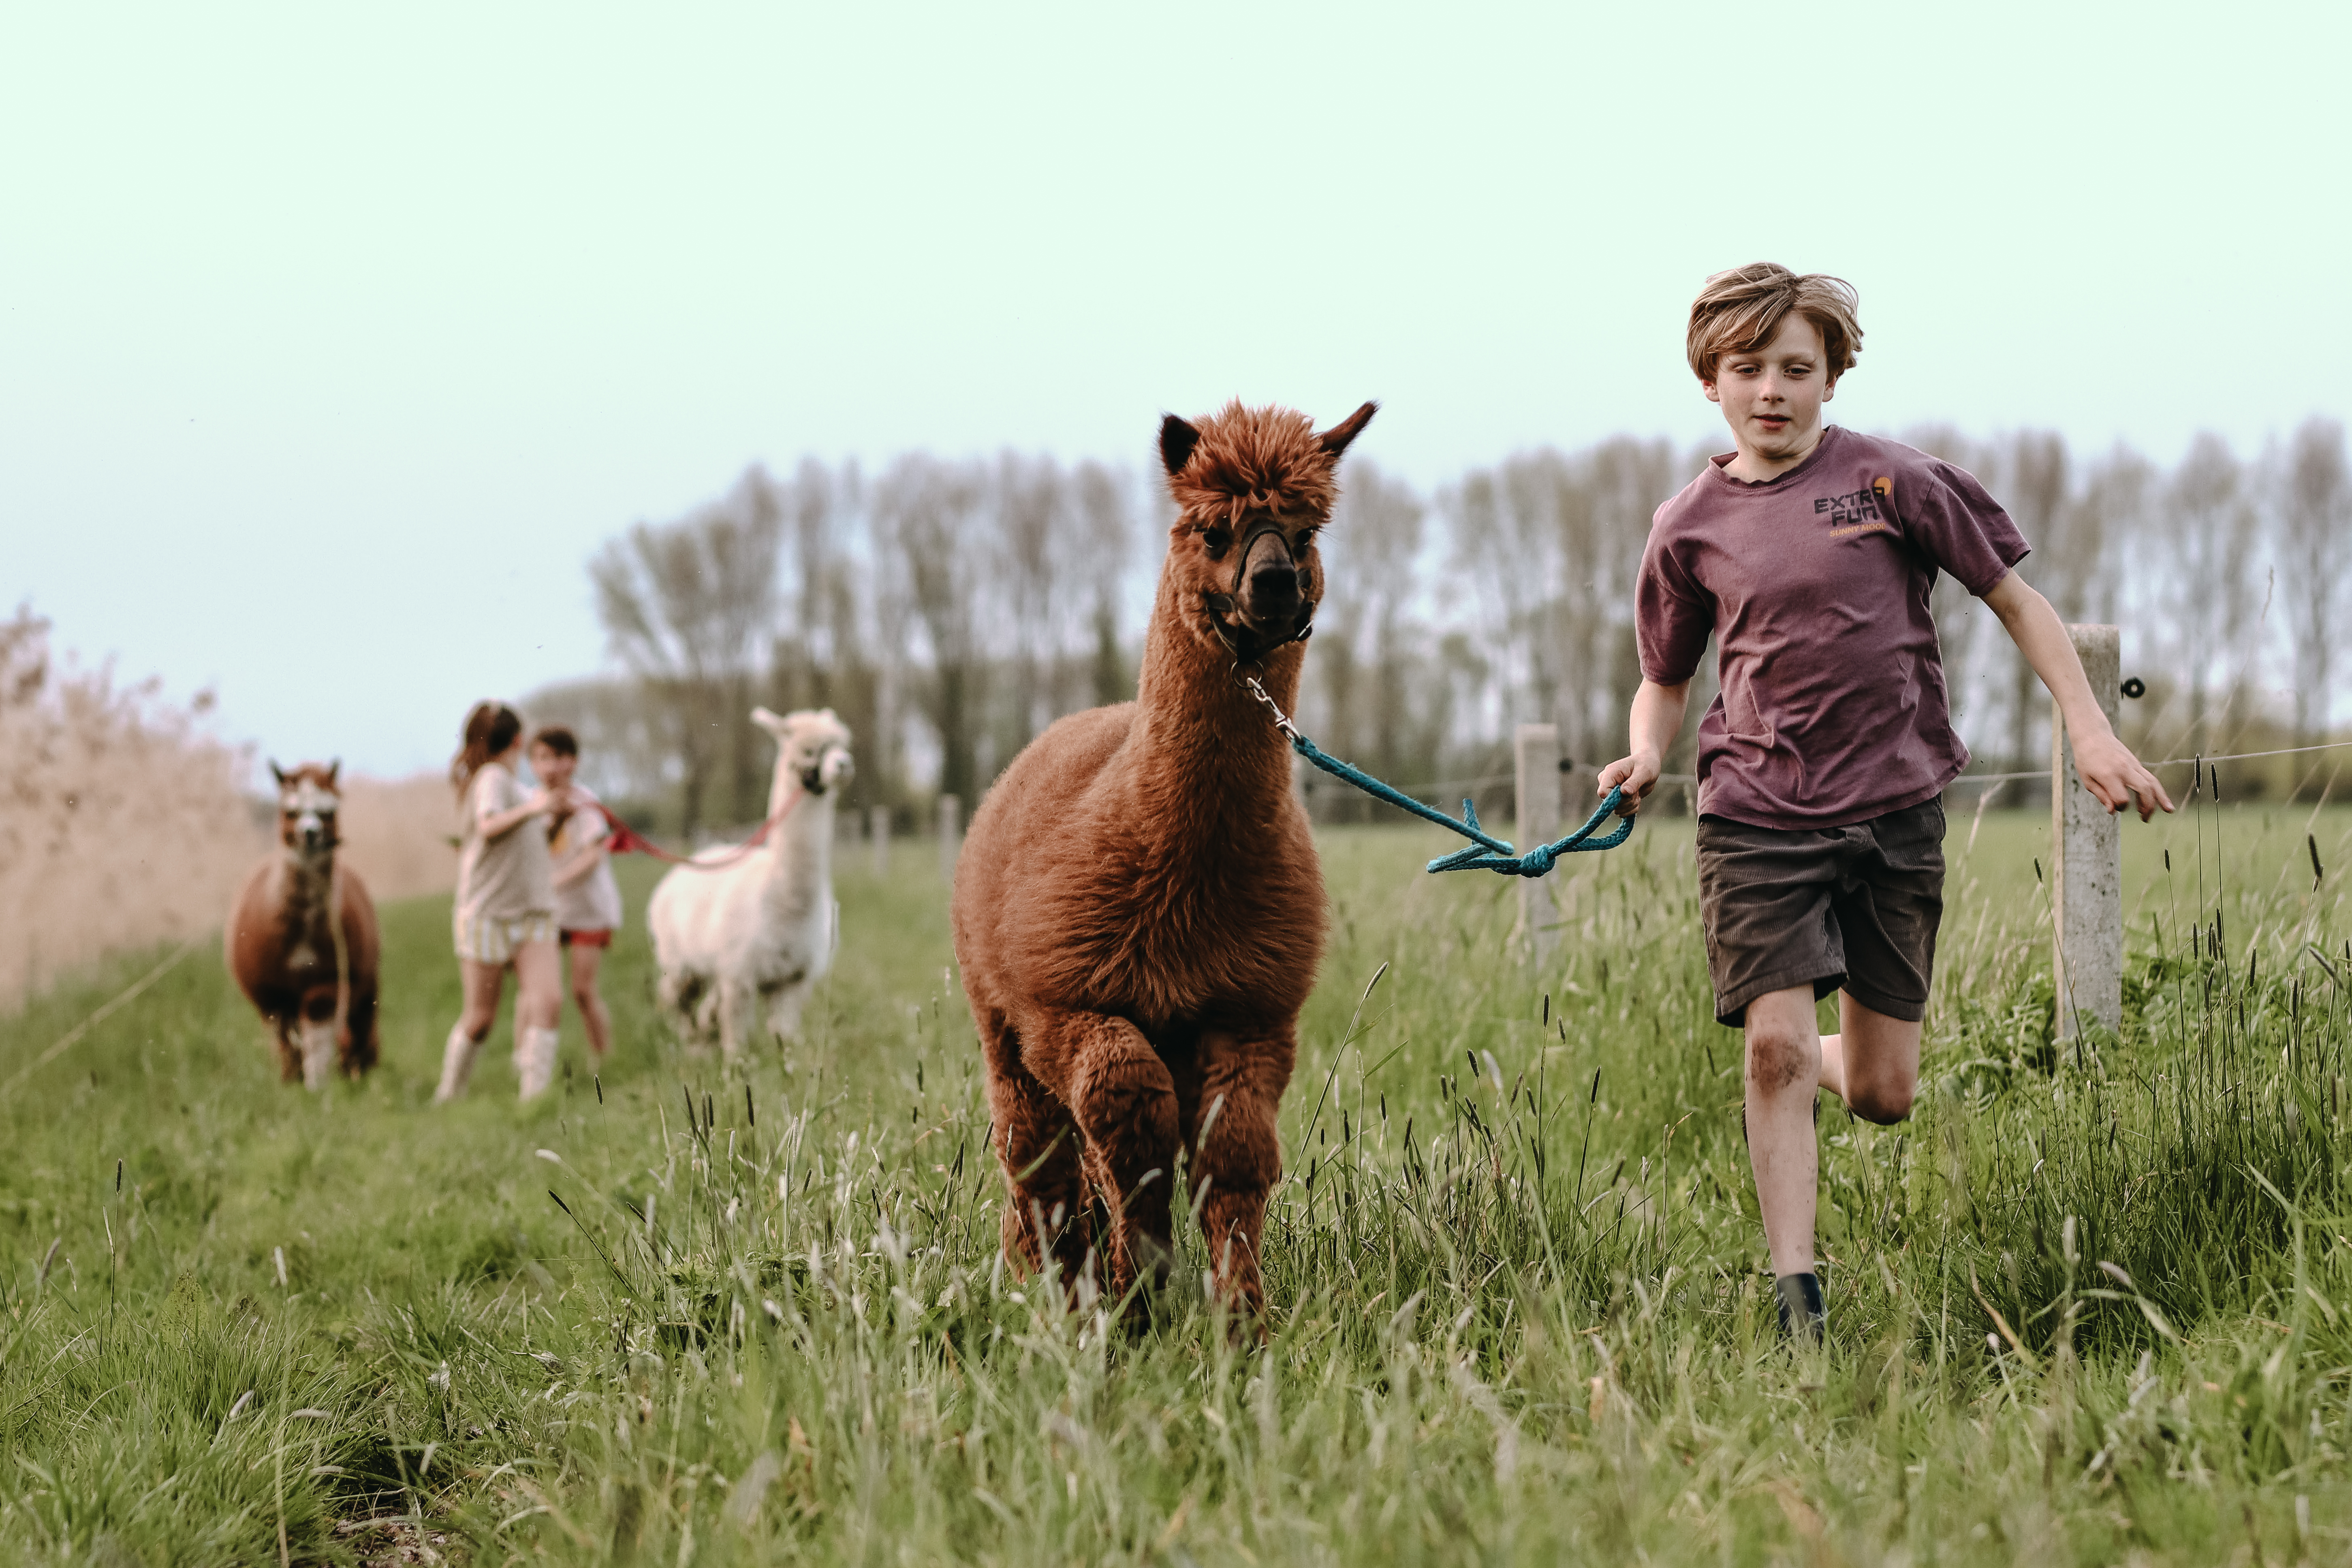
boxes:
[437,701,562,1102]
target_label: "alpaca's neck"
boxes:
[278,848,337,918]
[272,851,340,963]
[759,789,835,892]
[1128,566,1303,832]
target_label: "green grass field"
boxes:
[5,800,2352,1565]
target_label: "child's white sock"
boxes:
[516,1026,560,1101]
[434,1022,477,1104]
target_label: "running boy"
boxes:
[1597,263,2174,1339]
[530,726,621,1059]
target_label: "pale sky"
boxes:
[5,2,2345,776]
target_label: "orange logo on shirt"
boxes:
[1813,476,1897,537]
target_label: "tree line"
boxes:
[535,417,2352,836]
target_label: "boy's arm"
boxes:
[1596,679,1692,816]
[1981,573,2174,821]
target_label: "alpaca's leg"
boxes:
[1185,1028,1298,1319]
[341,984,379,1077]
[765,982,807,1045]
[270,1016,303,1084]
[716,977,756,1058]
[993,1066,1094,1289]
[296,995,338,1092]
[981,1010,1093,1286]
[1025,1009,1180,1298]
[658,968,707,1045]
[689,981,721,1043]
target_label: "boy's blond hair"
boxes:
[1687,263,1862,386]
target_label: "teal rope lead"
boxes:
[1243,675,1635,877]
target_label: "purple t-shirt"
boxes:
[1636,427,2029,829]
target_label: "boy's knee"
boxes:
[1848,1080,1914,1125]
[1743,1019,1817,1094]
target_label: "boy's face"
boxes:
[529,744,576,790]
[1703,313,1835,464]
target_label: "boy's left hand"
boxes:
[2072,731,2173,820]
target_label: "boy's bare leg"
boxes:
[1817,993,1920,1124]
[1743,985,1824,1279]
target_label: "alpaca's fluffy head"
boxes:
[752,707,854,797]
[1157,400,1376,663]
[269,759,343,859]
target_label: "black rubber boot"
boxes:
[1776,1271,1826,1342]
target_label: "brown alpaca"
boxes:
[226,761,381,1087]
[952,398,1376,1316]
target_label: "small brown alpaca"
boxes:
[952,397,1376,1317]
[226,761,381,1087]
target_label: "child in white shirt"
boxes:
[531,726,620,1059]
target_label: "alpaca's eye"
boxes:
[1292,530,1318,559]
[1202,528,1230,558]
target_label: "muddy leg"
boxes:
[1025,1009,1179,1298]
[1187,1028,1297,1318]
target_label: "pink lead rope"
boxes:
[586,791,803,871]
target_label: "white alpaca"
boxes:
[648,707,854,1056]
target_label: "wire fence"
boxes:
[1359,739,2352,807]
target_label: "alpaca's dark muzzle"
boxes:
[1235,526,1308,627]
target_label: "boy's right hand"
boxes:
[1597,751,1661,816]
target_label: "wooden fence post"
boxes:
[2051,624,2123,1038]
[938,794,962,886]
[1515,724,1561,972]
[869,805,891,878]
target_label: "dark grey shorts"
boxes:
[1694,799,1946,1028]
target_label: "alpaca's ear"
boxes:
[325,759,340,788]
[750,706,786,735]
[269,760,287,786]
[1159,414,1202,476]
[1317,401,1378,457]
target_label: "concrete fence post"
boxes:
[2051,624,2123,1038]
[1514,724,1561,972]
[938,794,962,886]
[869,805,891,878]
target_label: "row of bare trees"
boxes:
[571,455,1145,834]
[548,417,2352,833]
[1909,419,2352,786]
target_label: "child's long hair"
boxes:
[451,701,524,798]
